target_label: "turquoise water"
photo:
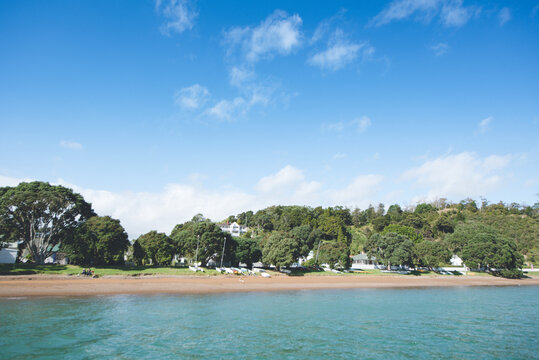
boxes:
[1,287,538,359]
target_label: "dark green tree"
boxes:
[62,216,129,265]
[415,241,451,269]
[0,182,95,264]
[132,239,145,266]
[382,224,423,244]
[170,219,233,267]
[261,231,301,270]
[235,237,262,268]
[318,241,350,269]
[137,231,175,266]
[364,232,414,269]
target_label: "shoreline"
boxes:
[1,275,538,298]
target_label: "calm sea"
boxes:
[1,286,538,359]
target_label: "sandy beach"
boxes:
[0,274,538,297]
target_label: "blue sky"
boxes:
[1,0,538,237]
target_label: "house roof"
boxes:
[351,253,376,261]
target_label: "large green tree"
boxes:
[235,237,262,268]
[318,241,350,269]
[364,232,414,269]
[62,216,129,266]
[170,219,234,267]
[0,182,95,264]
[137,231,175,266]
[415,240,451,269]
[261,231,301,270]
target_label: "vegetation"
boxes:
[0,182,537,279]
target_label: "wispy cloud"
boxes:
[370,0,479,28]
[498,7,511,26]
[60,140,82,150]
[478,116,492,134]
[174,84,209,110]
[332,153,348,160]
[224,10,303,63]
[156,0,197,36]
[356,116,372,133]
[402,152,512,201]
[323,116,372,134]
[430,42,449,56]
[308,30,373,71]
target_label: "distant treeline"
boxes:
[1,182,537,278]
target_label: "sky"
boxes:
[1,0,538,238]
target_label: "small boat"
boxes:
[261,272,271,278]
[189,266,203,272]
[215,267,223,273]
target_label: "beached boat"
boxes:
[189,266,203,272]
[261,272,271,278]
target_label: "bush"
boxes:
[495,269,523,279]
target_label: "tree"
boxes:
[446,222,524,277]
[415,241,451,269]
[364,232,414,269]
[170,219,234,267]
[132,239,145,266]
[372,216,390,232]
[415,203,436,214]
[137,231,175,266]
[290,224,321,258]
[318,242,350,269]
[0,182,95,264]
[435,215,455,234]
[261,231,301,270]
[62,216,129,266]
[382,224,423,244]
[235,237,262,268]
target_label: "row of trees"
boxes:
[0,182,536,278]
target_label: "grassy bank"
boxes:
[2,264,531,278]
[0,264,223,276]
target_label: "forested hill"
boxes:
[225,199,538,265]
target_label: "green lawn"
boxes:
[0,264,222,276]
[0,264,511,278]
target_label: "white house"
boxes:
[350,253,384,270]
[219,222,248,237]
[450,254,463,266]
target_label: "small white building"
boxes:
[450,254,463,266]
[350,253,384,270]
[219,222,248,237]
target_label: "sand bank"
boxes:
[0,275,538,297]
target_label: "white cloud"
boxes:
[328,175,385,208]
[174,84,209,110]
[229,66,255,87]
[256,165,306,193]
[402,152,512,201]
[355,116,372,133]
[60,140,82,150]
[498,7,511,26]
[224,10,302,63]
[308,28,373,71]
[206,97,246,121]
[332,153,347,160]
[370,0,478,28]
[478,116,492,133]
[431,42,449,56]
[440,0,475,27]
[323,116,372,134]
[156,0,197,35]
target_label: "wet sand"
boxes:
[0,275,538,297]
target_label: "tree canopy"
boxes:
[0,182,95,264]
[62,216,129,265]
